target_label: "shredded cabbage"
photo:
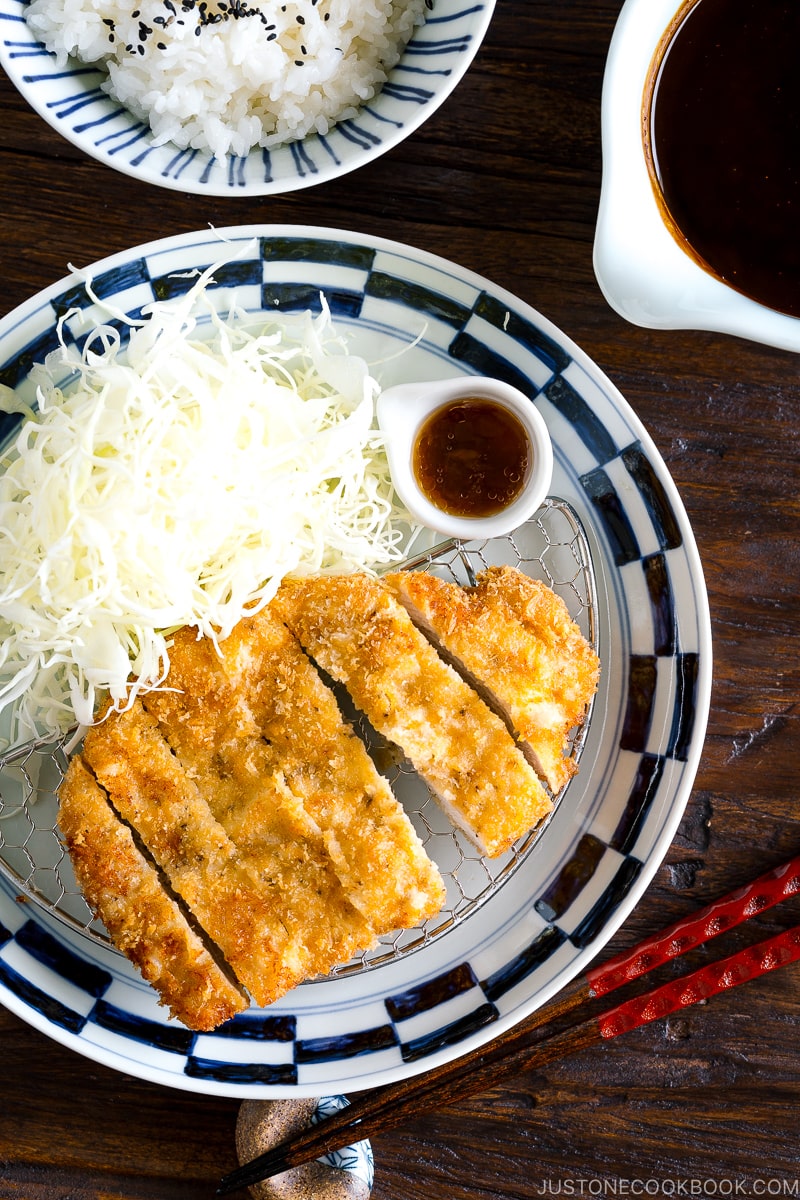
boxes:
[0,264,411,747]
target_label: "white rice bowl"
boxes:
[25,0,429,158]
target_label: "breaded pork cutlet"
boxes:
[59,758,247,1031]
[386,566,600,794]
[142,609,445,933]
[272,574,552,858]
[80,702,376,1009]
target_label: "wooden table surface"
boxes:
[1,1,799,1197]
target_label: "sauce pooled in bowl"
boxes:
[412,397,530,519]
[376,375,553,540]
[645,0,800,317]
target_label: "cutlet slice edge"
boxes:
[235,612,447,929]
[58,757,248,1031]
[80,703,311,1009]
[272,573,553,858]
[385,567,599,794]
[142,613,445,938]
[472,565,600,790]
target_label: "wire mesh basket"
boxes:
[0,497,598,975]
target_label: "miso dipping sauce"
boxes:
[645,0,800,317]
[412,397,531,519]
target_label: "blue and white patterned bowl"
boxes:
[0,0,495,196]
[0,226,712,1097]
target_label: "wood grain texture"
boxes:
[1,0,799,1196]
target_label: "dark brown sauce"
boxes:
[645,0,800,317]
[412,397,530,519]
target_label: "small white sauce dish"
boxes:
[593,0,800,352]
[376,375,553,540]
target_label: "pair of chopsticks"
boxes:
[217,853,800,1196]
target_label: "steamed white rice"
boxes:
[26,0,429,158]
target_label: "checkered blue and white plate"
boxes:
[0,226,712,1097]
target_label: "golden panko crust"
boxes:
[58,757,248,1031]
[386,565,600,794]
[58,566,597,1030]
[272,573,553,858]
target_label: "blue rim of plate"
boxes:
[0,225,712,1097]
[0,0,496,196]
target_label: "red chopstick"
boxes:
[217,854,800,1196]
[585,852,800,999]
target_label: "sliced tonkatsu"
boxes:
[271,573,553,858]
[386,565,600,793]
[142,609,446,933]
[59,757,248,1031]
[57,566,598,1030]
[59,604,447,1029]
[79,701,376,1009]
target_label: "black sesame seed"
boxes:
[296,12,304,22]
[294,59,303,65]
